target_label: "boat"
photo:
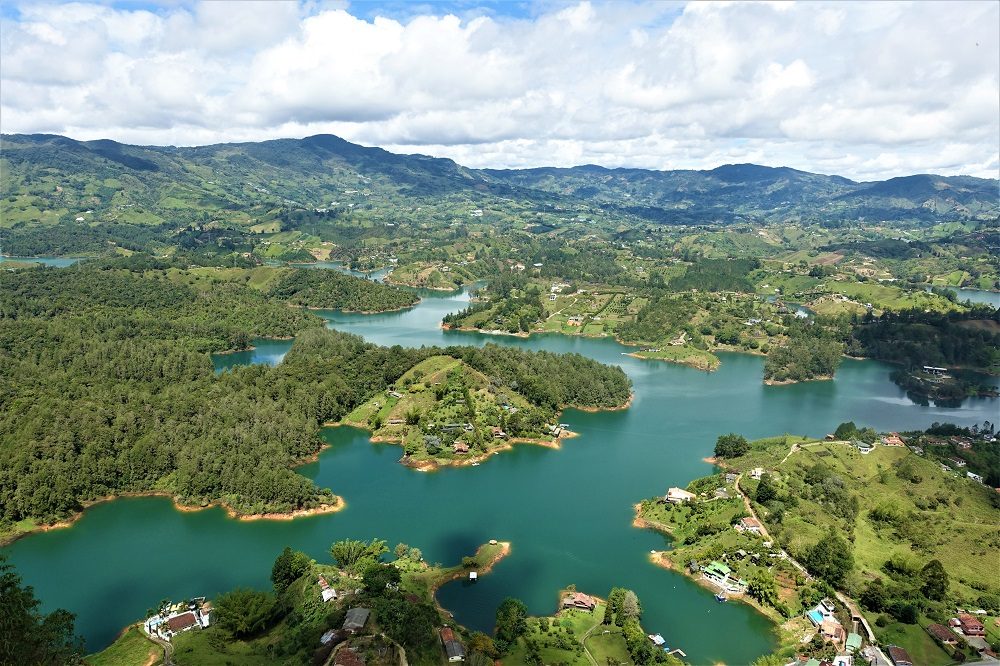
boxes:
[472,462,480,466]
[715,592,727,602]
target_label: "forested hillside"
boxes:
[0,263,630,532]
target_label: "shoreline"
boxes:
[763,374,834,386]
[1,489,345,548]
[575,392,634,412]
[624,350,720,371]
[633,504,784,624]
[429,541,512,614]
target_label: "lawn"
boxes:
[86,626,161,666]
[585,626,633,665]
[876,621,955,666]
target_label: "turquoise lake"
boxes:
[6,285,998,664]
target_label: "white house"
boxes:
[665,487,696,504]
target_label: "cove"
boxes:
[5,286,998,664]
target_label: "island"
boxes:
[337,353,618,469]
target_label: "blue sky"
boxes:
[1,1,997,179]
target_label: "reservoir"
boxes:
[5,286,998,663]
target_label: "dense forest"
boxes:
[0,263,629,527]
[850,307,1000,401]
[764,322,845,383]
[267,268,419,312]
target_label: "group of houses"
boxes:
[143,598,212,641]
[786,599,865,666]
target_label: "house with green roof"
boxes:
[846,632,862,653]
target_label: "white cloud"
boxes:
[0,0,997,180]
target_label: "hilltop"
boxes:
[2,133,996,242]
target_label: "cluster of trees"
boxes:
[764,322,844,383]
[669,258,761,293]
[616,293,699,345]
[802,533,854,587]
[859,557,951,627]
[602,588,675,664]
[1,263,630,527]
[0,555,84,665]
[268,269,418,312]
[851,307,1000,402]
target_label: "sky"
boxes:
[1,0,998,181]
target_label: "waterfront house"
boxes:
[343,607,370,633]
[561,592,597,612]
[854,441,874,455]
[958,613,985,636]
[452,442,470,454]
[926,623,958,645]
[166,612,198,634]
[648,634,666,647]
[703,561,733,587]
[665,487,696,504]
[736,517,764,535]
[491,426,507,439]
[440,627,465,662]
[886,645,913,666]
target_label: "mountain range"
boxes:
[1,133,997,229]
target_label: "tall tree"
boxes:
[0,556,84,666]
[494,597,528,644]
[921,559,949,601]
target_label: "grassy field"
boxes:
[501,599,636,666]
[86,626,161,666]
[628,345,721,370]
[875,621,955,666]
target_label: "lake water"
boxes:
[951,287,1000,308]
[6,287,998,663]
[0,254,85,267]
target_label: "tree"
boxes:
[834,422,858,440]
[468,632,498,658]
[714,433,750,458]
[747,571,779,608]
[214,588,276,638]
[921,559,949,601]
[362,564,401,596]
[803,533,854,587]
[621,590,641,621]
[270,546,311,594]
[495,597,528,644]
[0,556,84,666]
[755,473,777,503]
[330,538,388,569]
[394,543,409,559]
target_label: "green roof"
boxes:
[846,633,862,650]
[805,660,821,666]
[705,561,731,576]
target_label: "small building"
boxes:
[452,442,470,454]
[319,575,337,603]
[821,618,845,643]
[845,632,862,653]
[882,433,905,446]
[922,366,947,376]
[886,645,913,666]
[491,426,507,439]
[388,390,403,398]
[440,627,466,662]
[725,472,738,483]
[749,468,765,480]
[166,612,198,634]
[343,607,370,633]
[855,441,875,455]
[736,517,764,535]
[948,457,967,468]
[561,592,597,612]
[958,613,985,636]
[926,623,958,645]
[648,633,666,647]
[967,471,985,484]
[665,487,696,504]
